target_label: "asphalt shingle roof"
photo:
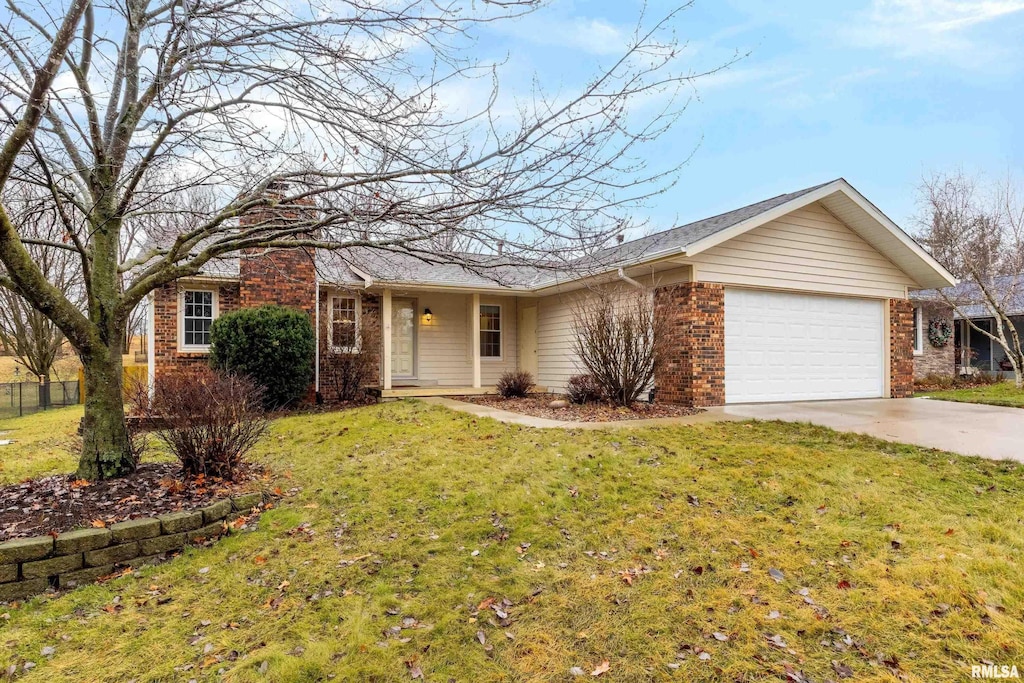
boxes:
[148,179,845,290]
[913,274,1024,319]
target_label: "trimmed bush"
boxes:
[496,370,534,398]
[565,374,602,404]
[209,305,315,408]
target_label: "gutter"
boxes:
[617,268,644,289]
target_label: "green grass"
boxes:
[3,402,1024,682]
[919,380,1024,408]
[0,406,84,483]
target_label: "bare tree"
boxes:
[570,286,665,406]
[915,171,1024,388]
[0,182,81,386]
[0,0,732,479]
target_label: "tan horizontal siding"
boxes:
[534,280,669,393]
[411,291,518,387]
[689,203,915,298]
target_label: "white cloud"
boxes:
[845,0,1024,65]
[496,15,631,56]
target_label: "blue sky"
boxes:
[472,0,1024,234]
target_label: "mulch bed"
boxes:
[0,463,266,542]
[457,394,703,422]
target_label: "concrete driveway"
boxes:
[720,398,1024,462]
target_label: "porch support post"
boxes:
[472,292,481,389]
[382,288,393,391]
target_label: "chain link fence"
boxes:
[0,380,81,420]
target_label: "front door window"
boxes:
[391,299,416,378]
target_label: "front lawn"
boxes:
[2,402,1024,681]
[919,380,1024,408]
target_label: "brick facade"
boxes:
[152,197,329,398]
[318,291,382,403]
[238,247,316,316]
[152,282,240,379]
[654,282,725,407]
[912,301,955,380]
[889,299,915,398]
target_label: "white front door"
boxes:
[724,288,885,403]
[391,299,416,378]
[518,304,538,376]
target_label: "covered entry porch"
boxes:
[374,288,541,396]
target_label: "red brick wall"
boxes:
[890,299,915,398]
[236,200,318,316]
[152,200,322,398]
[654,282,725,407]
[238,247,316,316]
[318,292,382,403]
[152,282,240,379]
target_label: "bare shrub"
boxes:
[138,367,268,480]
[496,370,534,398]
[322,308,380,403]
[565,374,603,404]
[122,375,153,466]
[570,288,666,407]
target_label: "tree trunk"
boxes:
[77,342,134,480]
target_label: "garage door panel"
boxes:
[725,288,884,403]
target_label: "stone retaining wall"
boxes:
[0,492,267,602]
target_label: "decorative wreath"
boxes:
[928,319,952,348]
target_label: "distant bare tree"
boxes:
[571,287,666,406]
[0,0,733,478]
[915,171,1024,387]
[0,183,81,385]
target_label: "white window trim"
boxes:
[329,293,361,354]
[479,303,503,361]
[178,288,219,353]
[913,306,924,356]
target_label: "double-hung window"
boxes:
[181,290,215,351]
[479,304,501,359]
[331,295,360,352]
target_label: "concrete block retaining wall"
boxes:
[0,492,267,601]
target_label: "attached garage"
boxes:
[724,288,885,404]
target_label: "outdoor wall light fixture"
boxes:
[423,308,433,322]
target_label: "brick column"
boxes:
[654,282,725,407]
[889,299,915,398]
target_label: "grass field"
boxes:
[919,381,1024,408]
[0,356,82,384]
[2,402,1023,681]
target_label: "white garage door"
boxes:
[724,288,885,404]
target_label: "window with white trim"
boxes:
[181,290,216,350]
[331,295,360,352]
[913,306,924,355]
[479,304,501,359]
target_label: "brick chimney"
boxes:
[237,187,317,317]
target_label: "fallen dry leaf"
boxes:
[591,660,610,676]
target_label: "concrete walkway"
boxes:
[424,396,1024,462]
[420,397,740,429]
[721,397,1024,463]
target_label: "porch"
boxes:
[317,285,544,398]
